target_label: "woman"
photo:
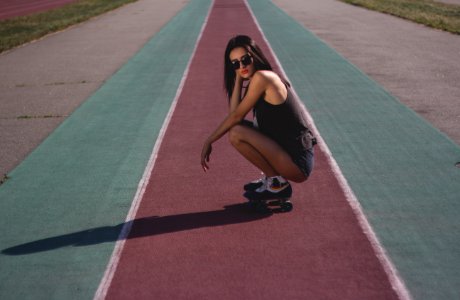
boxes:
[200,35,314,201]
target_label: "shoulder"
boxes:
[251,70,281,88]
[253,70,279,82]
[247,71,269,91]
[253,70,286,92]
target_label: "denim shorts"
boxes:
[239,119,314,177]
[293,147,314,178]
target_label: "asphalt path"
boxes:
[103,0,399,298]
[250,0,459,298]
[0,0,187,176]
[0,1,206,298]
[274,0,460,145]
[0,0,459,298]
[2,0,459,177]
[438,0,460,4]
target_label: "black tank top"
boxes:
[254,87,313,158]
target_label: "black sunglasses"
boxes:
[231,54,253,70]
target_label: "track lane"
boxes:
[103,0,399,298]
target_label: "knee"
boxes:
[228,125,244,146]
[291,175,308,184]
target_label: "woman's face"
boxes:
[229,47,256,80]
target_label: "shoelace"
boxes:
[256,177,288,193]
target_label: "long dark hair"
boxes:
[224,35,286,99]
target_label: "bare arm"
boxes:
[229,74,243,113]
[201,72,267,171]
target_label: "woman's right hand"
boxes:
[235,72,244,84]
[201,140,213,172]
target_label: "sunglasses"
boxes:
[231,54,253,70]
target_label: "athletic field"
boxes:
[1,0,459,299]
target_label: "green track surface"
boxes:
[0,0,211,299]
[2,0,459,298]
[247,0,460,299]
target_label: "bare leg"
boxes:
[228,125,307,183]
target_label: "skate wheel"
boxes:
[267,200,280,207]
[280,201,293,212]
[256,202,270,213]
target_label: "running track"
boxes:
[99,0,400,299]
[0,0,79,20]
[1,0,460,299]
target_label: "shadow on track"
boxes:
[2,203,270,255]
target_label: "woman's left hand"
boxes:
[201,141,213,172]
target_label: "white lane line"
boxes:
[243,1,412,299]
[93,1,214,299]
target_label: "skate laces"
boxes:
[252,176,266,184]
[255,176,289,193]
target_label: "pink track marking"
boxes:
[100,0,401,299]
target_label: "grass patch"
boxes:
[340,0,460,34]
[0,0,137,53]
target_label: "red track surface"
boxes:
[105,0,399,298]
[0,0,79,20]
